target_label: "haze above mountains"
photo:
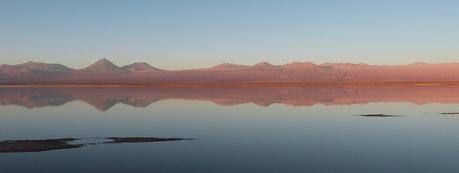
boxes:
[1,59,459,85]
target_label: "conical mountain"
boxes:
[121,62,162,72]
[79,59,125,73]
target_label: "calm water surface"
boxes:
[1,86,459,172]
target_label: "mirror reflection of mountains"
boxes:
[1,86,459,111]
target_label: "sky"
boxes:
[0,0,458,70]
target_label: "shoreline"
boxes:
[0,82,458,88]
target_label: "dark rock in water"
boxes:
[0,137,193,153]
[105,137,192,144]
[358,114,403,117]
[440,112,459,115]
[0,138,81,153]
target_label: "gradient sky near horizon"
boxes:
[1,0,458,69]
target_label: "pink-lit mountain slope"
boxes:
[2,59,459,85]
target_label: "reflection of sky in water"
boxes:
[2,97,459,172]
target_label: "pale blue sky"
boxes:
[0,0,458,69]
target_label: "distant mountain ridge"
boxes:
[0,61,73,75]
[2,59,459,85]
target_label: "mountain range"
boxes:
[2,59,459,85]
